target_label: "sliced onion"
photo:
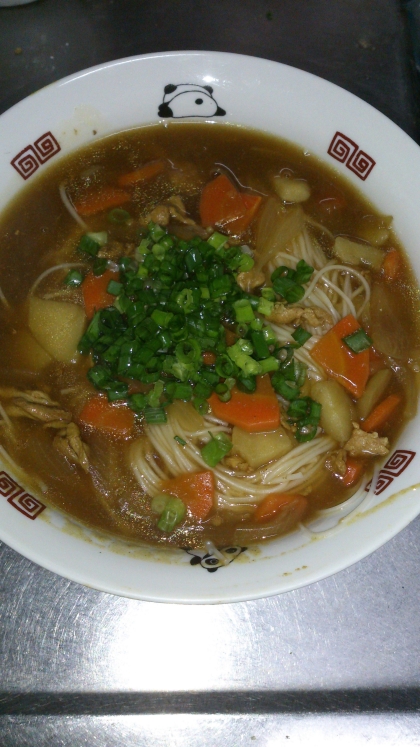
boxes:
[255,198,304,270]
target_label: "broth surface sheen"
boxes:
[0,122,419,549]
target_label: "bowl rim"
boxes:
[1,49,420,603]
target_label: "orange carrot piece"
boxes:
[82,269,120,318]
[310,314,370,398]
[208,374,280,432]
[199,174,262,234]
[78,395,135,439]
[362,394,401,433]
[230,193,262,234]
[342,457,364,487]
[160,470,215,520]
[381,248,402,281]
[202,351,217,366]
[73,186,131,217]
[117,160,166,187]
[253,492,308,524]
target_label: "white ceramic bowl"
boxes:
[0,51,420,603]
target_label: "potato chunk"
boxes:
[333,236,384,270]
[28,297,86,363]
[232,426,293,469]
[311,379,355,444]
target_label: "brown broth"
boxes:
[0,122,419,548]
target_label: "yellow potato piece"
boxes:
[311,379,355,444]
[232,426,293,469]
[28,297,86,363]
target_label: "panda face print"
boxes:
[158,84,226,119]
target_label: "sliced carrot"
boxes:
[78,395,135,439]
[199,174,262,235]
[381,248,402,281]
[82,269,120,318]
[117,159,166,187]
[202,351,217,366]
[160,470,215,520]
[208,374,280,432]
[362,393,401,433]
[341,457,364,487]
[253,492,308,524]
[310,314,370,398]
[73,186,131,217]
[232,193,262,234]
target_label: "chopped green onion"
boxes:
[151,494,170,513]
[257,297,274,316]
[233,299,255,324]
[144,406,167,424]
[193,397,210,415]
[148,222,166,241]
[201,432,233,467]
[157,496,186,532]
[174,435,187,446]
[237,254,254,272]
[107,280,123,296]
[151,309,174,328]
[258,356,279,374]
[93,258,108,276]
[343,328,373,353]
[292,326,312,347]
[260,286,276,302]
[207,231,228,250]
[64,269,84,287]
[78,233,101,257]
[152,243,166,261]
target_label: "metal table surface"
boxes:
[1,1,420,744]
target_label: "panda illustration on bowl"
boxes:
[158,83,226,118]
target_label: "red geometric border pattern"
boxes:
[11,132,61,180]
[0,471,46,519]
[364,450,416,496]
[328,131,376,180]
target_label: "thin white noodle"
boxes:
[0,443,20,472]
[29,262,85,298]
[0,285,10,309]
[131,403,336,505]
[0,401,13,430]
[204,541,229,564]
[59,182,88,230]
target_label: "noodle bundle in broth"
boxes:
[0,123,418,548]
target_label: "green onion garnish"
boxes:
[64,269,84,287]
[174,435,187,446]
[157,496,186,532]
[201,432,233,468]
[78,234,101,257]
[292,326,312,347]
[271,260,314,304]
[342,328,373,353]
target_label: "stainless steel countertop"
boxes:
[1,1,420,744]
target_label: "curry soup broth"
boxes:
[0,122,418,548]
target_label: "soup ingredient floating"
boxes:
[0,123,415,550]
[78,221,319,441]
